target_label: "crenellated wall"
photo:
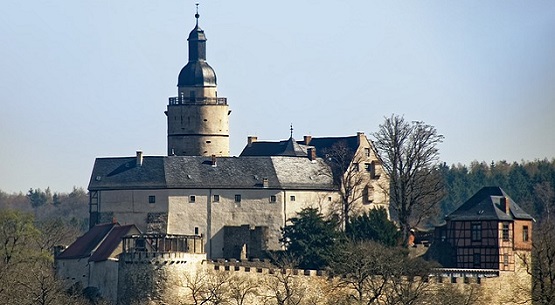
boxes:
[111,255,531,305]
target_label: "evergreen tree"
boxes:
[347,207,400,247]
[280,208,341,270]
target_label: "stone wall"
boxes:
[112,256,531,305]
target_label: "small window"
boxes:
[290,195,296,202]
[189,195,196,203]
[473,253,481,268]
[502,223,510,241]
[328,196,332,202]
[353,163,359,172]
[503,253,509,266]
[523,225,529,242]
[148,196,156,204]
[367,161,379,179]
[270,195,277,203]
[213,195,220,202]
[471,223,482,242]
[364,148,370,157]
[194,227,199,235]
[234,194,241,203]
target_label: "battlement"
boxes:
[207,260,507,285]
[119,251,203,265]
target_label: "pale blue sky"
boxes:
[1,1,554,193]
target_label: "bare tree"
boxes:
[262,258,307,305]
[228,273,259,305]
[330,241,397,305]
[323,141,369,231]
[519,219,555,305]
[182,270,211,305]
[430,284,487,305]
[372,114,445,245]
[331,241,436,305]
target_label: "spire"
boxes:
[177,3,216,87]
[290,124,294,139]
[195,3,200,26]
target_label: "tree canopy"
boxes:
[280,208,342,270]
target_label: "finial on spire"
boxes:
[195,3,200,25]
[290,124,294,138]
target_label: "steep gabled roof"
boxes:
[298,136,360,159]
[57,223,139,262]
[89,225,138,262]
[89,155,334,191]
[446,186,534,222]
[56,223,117,260]
[240,135,360,158]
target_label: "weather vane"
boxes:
[290,124,294,138]
[195,3,200,25]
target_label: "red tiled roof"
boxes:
[89,225,137,262]
[57,223,116,260]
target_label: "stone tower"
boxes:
[166,10,230,156]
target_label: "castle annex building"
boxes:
[86,12,388,260]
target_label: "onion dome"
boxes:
[177,11,217,87]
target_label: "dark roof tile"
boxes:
[447,187,534,221]
[57,223,116,260]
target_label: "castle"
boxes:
[55,9,533,305]
[85,9,388,260]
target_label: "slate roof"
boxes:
[240,135,360,158]
[89,155,334,191]
[57,223,138,262]
[446,186,534,222]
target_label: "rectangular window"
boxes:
[364,148,370,157]
[213,195,220,202]
[270,195,277,203]
[290,195,296,201]
[328,196,332,202]
[473,253,481,268]
[148,195,156,204]
[194,227,199,235]
[523,225,529,242]
[471,223,482,242]
[502,223,510,241]
[234,194,241,203]
[367,161,379,179]
[503,253,509,266]
[189,195,196,203]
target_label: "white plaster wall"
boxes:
[99,189,169,232]
[56,258,90,289]
[89,260,119,304]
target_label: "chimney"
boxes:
[136,151,143,167]
[356,132,365,146]
[211,154,217,167]
[247,136,258,147]
[500,197,510,215]
[262,177,269,188]
[307,147,317,161]
[304,135,312,145]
